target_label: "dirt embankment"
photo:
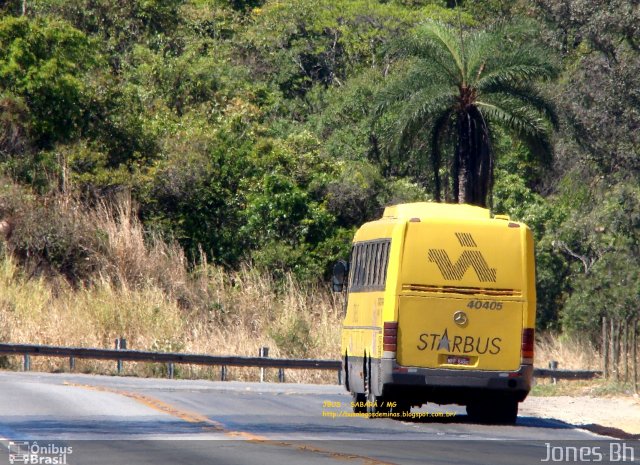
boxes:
[521,395,640,439]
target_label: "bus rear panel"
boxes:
[339,203,536,424]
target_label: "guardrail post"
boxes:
[115,337,126,374]
[167,363,174,379]
[278,368,285,383]
[69,356,75,372]
[337,368,342,385]
[623,319,630,383]
[259,347,269,382]
[602,316,609,379]
[23,353,30,371]
[549,360,558,384]
[633,319,638,394]
[220,365,227,381]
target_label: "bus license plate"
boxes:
[447,356,470,365]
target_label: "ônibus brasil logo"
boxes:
[8,441,72,464]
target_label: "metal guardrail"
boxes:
[0,342,600,382]
[0,342,342,383]
[0,343,340,370]
[533,368,602,380]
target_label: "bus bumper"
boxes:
[382,360,533,402]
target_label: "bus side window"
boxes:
[349,240,390,292]
[350,244,356,289]
[372,242,381,288]
[354,244,365,290]
[347,245,355,289]
[365,242,375,288]
[361,243,369,289]
[380,242,390,287]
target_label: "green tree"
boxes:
[532,0,640,180]
[32,0,183,63]
[553,181,640,340]
[376,21,558,207]
[0,16,98,147]
[241,0,450,99]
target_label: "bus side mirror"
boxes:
[332,260,348,292]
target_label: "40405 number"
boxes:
[467,300,503,310]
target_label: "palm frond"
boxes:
[482,98,554,164]
[480,82,559,129]
[466,20,548,81]
[374,62,451,116]
[481,94,557,163]
[464,29,499,85]
[391,90,456,155]
[475,49,558,89]
[392,22,465,86]
[477,98,548,136]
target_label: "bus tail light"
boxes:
[521,328,534,364]
[383,321,398,353]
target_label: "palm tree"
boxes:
[376,21,558,207]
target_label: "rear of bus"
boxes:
[382,205,536,423]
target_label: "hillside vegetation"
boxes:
[0,0,638,361]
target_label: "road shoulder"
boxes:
[521,395,640,438]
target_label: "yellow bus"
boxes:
[332,202,536,424]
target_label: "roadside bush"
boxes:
[0,178,188,291]
[8,200,104,284]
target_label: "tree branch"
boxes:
[552,240,611,275]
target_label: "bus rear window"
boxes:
[349,239,391,292]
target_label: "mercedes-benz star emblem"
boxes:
[453,311,468,327]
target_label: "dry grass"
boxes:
[88,197,190,294]
[535,332,601,371]
[534,333,638,396]
[0,254,343,382]
[0,194,343,383]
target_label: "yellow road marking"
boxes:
[65,382,395,464]
[64,382,228,433]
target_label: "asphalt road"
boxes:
[0,371,634,465]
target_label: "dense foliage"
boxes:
[0,0,638,340]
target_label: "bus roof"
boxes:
[382,202,492,220]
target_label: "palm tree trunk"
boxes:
[451,145,460,203]
[456,112,472,204]
[456,109,492,208]
[471,107,492,208]
[457,153,469,204]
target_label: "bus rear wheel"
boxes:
[352,392,366,414]
[363,357,391,417]
[366,392,392,416]
[467,398,518,425]
[494,399,518,424]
